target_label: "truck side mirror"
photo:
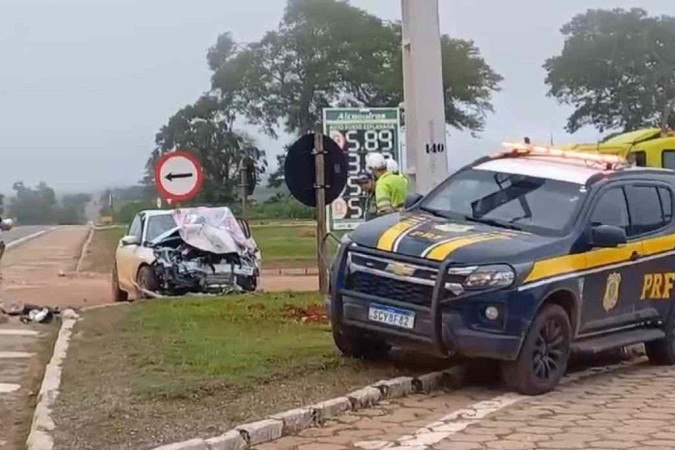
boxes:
[591,225,627,248]
[404,193,423,209]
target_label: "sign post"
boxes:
[154,150,204,204]
[313,133,328,295]
[323,107,402,231]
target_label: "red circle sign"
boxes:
[154,150,204,202]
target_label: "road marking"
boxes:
[0,383,21,394]
[355,359,645,449]
[0,352,33,358]
[6,227,58,250]
[0,329,39,336]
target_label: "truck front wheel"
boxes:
[500,304,571,395]
[332,324,391,360]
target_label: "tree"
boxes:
[8,181,57,224]
[208,0,502,137]
[545,8,675,133]
[147,95,267,205]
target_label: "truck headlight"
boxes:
[463,264,515,289]
[340,233,352,245]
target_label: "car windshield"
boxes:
[420,168,587,235]
[145,214,178,242]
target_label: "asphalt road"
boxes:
[1,226,51,246]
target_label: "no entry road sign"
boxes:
[154,150,204,203]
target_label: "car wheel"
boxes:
[332,323,391,360]
[112,264,128,302]
[645,314,675,365]
[136,265,159,299]
[500,304,571,395]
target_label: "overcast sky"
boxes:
[1,0,674,195]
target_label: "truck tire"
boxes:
[332,324,391,360]
[112,264,128,302]
[645,314,675,365]
[500,304,571,395]
[136,265,159,299]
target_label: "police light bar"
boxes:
[499,141,627,170]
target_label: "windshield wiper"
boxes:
[420,206,451,218]
[464,216,523,231]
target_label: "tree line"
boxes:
[146,2,675,207]
[4,182,91,225]
[145,0,502,204]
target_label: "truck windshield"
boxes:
[420,169,586,235]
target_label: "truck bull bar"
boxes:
[333,244,505,356]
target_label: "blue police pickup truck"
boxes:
[329,145,675,395]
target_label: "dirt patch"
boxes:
[282,303,328,323]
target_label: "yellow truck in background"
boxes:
[566,128,675,169]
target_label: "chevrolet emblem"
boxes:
[387,262,415,277]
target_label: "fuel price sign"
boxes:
[323,107,402,231]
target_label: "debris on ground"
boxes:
[281,304,328,324]
[0,300,59,324]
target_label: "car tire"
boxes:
[500,304,571,395]
[332,323,391,360]
[112,264,128,302]
[645,314,675,365]
[136,265,159,299]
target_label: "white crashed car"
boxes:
[112,207,260,300]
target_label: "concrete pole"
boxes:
[401,0,449,194]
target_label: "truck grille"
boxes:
[346,271,434,306]
[343,251,464,307]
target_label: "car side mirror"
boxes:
[591,225,627,248]
[120,235,141,246]
[404,193,423,209]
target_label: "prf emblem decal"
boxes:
[386,262,415,277]
[434,223,474,233]
[603,272,622,312]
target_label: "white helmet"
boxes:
[365,152,387,171]
[386,158,399,174]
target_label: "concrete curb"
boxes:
[75,225,95,273]
[6,227,58,250]
[151,366,466,450]
[260,267,318,276]
[26,309,80,450]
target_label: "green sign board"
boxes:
[323,107,402,231]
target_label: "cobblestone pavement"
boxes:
[259,359,675,450]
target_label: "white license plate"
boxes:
[368,304,415,330]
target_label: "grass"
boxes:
[53,293,445,449]
[80,227,125,273]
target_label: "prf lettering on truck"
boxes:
[641,273,675,300]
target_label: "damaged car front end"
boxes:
[149,207,260,295]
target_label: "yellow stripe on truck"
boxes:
[524,232,675,283]
[376,219,421,251]
[423,233,509,261]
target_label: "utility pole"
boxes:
[240,157,248,218]
[401,0,449,193]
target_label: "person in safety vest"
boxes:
[365,153,408,216]
[355,171,377,221]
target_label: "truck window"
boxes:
[663,150,675,170]
[624,185,667,236]
[590,188,629,233]
[658,187,673,223]
[629,151,646,167]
